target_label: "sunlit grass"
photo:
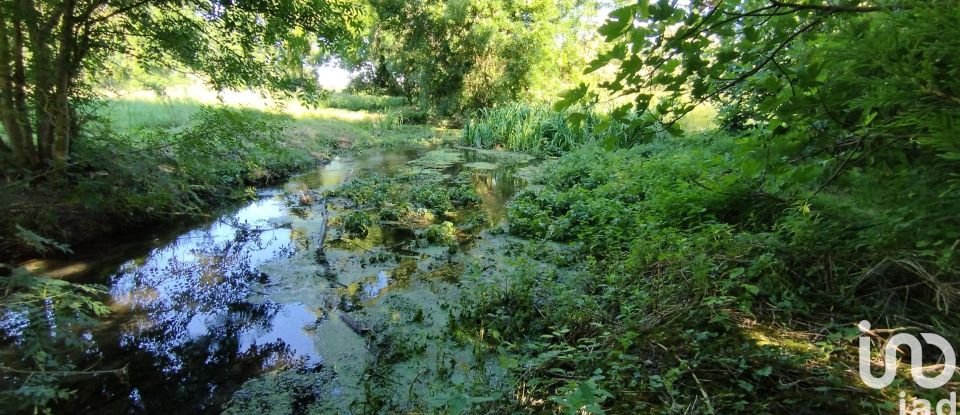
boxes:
[96,85,450,155]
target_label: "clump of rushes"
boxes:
[461,103,589,156]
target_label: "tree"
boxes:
[0,0,363,170]
[562,0,959,192]
[348,0,605,115]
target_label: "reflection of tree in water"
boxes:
[469,167,527,223]
[63,217,307,413]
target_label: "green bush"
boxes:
[0,269,111,412]
[342,211,373,238]
[321,93,407,112]
[424,221,458,246]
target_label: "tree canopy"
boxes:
[0,0,363,168]
[568,0,959,173]
[346,0,609,115]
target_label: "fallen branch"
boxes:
[338,310,370,336]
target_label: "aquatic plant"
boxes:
[462,103,590,156]
[342,211,373,239]
[424,221,458,246]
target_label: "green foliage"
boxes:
[343,211,374,238]
[456,134,957,412]
[329,174,399,207]
[0,268,110,413]
[330,171,480,218]
[424,221,458,246]
[13,225,72,255]
[0,0,365,169]
[321,93,407,112]
[328,169,481,249]
[583,0,960,197]
[0,107,316,255]
[446,3,960,411]
[461,103,682,156]
[462,104,590,156]
[348,0,607,114]
[223,368,328,415]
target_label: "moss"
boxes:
[463,161,497,170]
[422,262,464,283]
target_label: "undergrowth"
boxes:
[0,107,319,258]
[453,137,960,413]
[461,104,591,156]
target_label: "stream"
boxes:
[36,146,532,413]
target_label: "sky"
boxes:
[316,62,352,91]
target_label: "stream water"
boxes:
[43,146,531,413]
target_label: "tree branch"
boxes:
[770,1,905,13]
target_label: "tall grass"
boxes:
[462,104,590,156]
[321,92,407,112]
[462,102,717,156]
[97,98,205,132]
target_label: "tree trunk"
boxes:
[20,0,55,165]
[0,14,23,160]
[51,0,77,165]
[0,7,39,168]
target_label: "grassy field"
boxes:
[97,89,449,153]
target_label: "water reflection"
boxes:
[362,270,390,300]
[460,151,530,224]
[53,146,531,413]
[76,194,316,412]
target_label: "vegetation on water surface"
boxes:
[328,168,482,244]
[455,138,955,412]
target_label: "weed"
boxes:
[451,135,954,413]
[342,211,374,238]
[424,221,458,246]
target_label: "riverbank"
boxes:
[0,92,449,262]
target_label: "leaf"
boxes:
[562,380,609,415]
[567,112,587,130]
[598,6,636,41]
[638,1,650,19]
[755,366,774,377]
[447,390,471,415]
[554,84,589,112]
